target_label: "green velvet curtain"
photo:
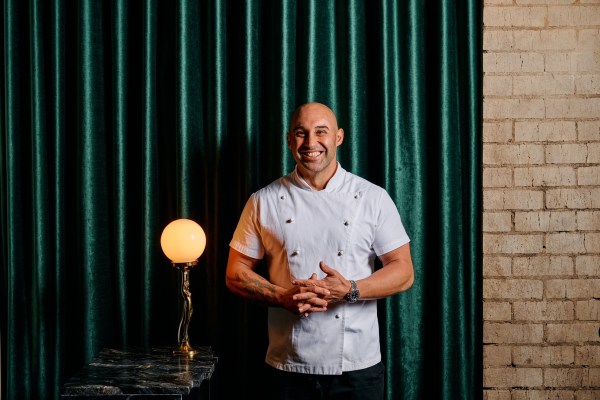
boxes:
[1,0,482,399]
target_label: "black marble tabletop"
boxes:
[61,347,217,398]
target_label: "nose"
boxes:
[303,132,317,147]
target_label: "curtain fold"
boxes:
[1,1,482,399]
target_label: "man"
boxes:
[226,102,414,400]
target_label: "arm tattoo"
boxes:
[234,270,279,307]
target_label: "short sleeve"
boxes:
[371,190,410,256]
[229,194,265,259]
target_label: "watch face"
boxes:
[346,280,359,303]
[347,292,359,303]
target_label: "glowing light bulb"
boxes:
[160,219,206,263]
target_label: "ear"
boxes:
[336,128,344,146]
[286,131,292,149]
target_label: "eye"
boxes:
[294,130,306,137]
[316,130,327,136]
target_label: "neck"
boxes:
[297,163,338,191]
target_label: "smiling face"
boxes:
[286,103,344,189]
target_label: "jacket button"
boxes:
[338,250,344,256]
[286,218,295,223]
[280,195,286,200]
[291,250,300,256]
[344,220,349,226]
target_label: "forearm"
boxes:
[226,267,283,307]
[356,243,414,300]
[356,260,414,300]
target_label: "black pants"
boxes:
[266,362,385,400]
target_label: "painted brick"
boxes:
[546,52,600,73]
[575,74,600,95]
[578,211,600,231]
[515,121,577,142]
[576,390,600,400]
[484,75,514,96]
[484,301,513,321]
[546,188,600,209]
[484,167,513,188]
[484,323,544,344]
[579,29,600,50]
[484,212,513,232]
[484,233,545,254]
[574,52,600,72]
[585,143,600,163]
[483,390,512,400]
[484,345,512,366]
[546,144,591,164]
[576,300,600,321]
[511,390,574,400]
[583,233,600,253]
[546,98,600,119]
[578,166,600,185]
[576,346,600,366]
[514,166,577,187]
[546,279,600,299]
[484,122,513,143]
[484,7,547,27]
[513,74,575,96]
[579,121,600,141]
[483,53,545,73]
[484,30,514,51]
[513,256,575,277]
[484,99,546,119]
[546,232,587,254]
[516,0,575,4]
[514,29,577,51]
[544,368,588,388]
[483,367,543,387]
[484,189,544,210]
[514,211,577,232]
[512,346,575,367]
[484,144,545,165]
[484,279,544,299]
[575,255,600,276]
[546,323,600,343]
[588,368,600,386]
[548,6,600,26]
[513,301,574,321]
[483,3,600,395]
[484,256,513,277]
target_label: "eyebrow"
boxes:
[293,124,329,130]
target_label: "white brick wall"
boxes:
[483,0,600,398]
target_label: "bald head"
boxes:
[288,102,340,133]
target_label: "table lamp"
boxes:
[160,218,206,356]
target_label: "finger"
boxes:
[292,273,318,286]
[292,288,330,301]
[319,261,338,276]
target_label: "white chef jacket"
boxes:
[229,163,410,375]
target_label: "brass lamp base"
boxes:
[173,341,198,357]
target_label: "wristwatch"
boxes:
[345,280,360,303]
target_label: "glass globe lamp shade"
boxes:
[160,219,206,263]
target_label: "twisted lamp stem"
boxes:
[173,261,197,355]
[178,269,193,351]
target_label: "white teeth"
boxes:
[306,152,321,157]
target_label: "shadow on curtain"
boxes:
[1,0,482,399]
